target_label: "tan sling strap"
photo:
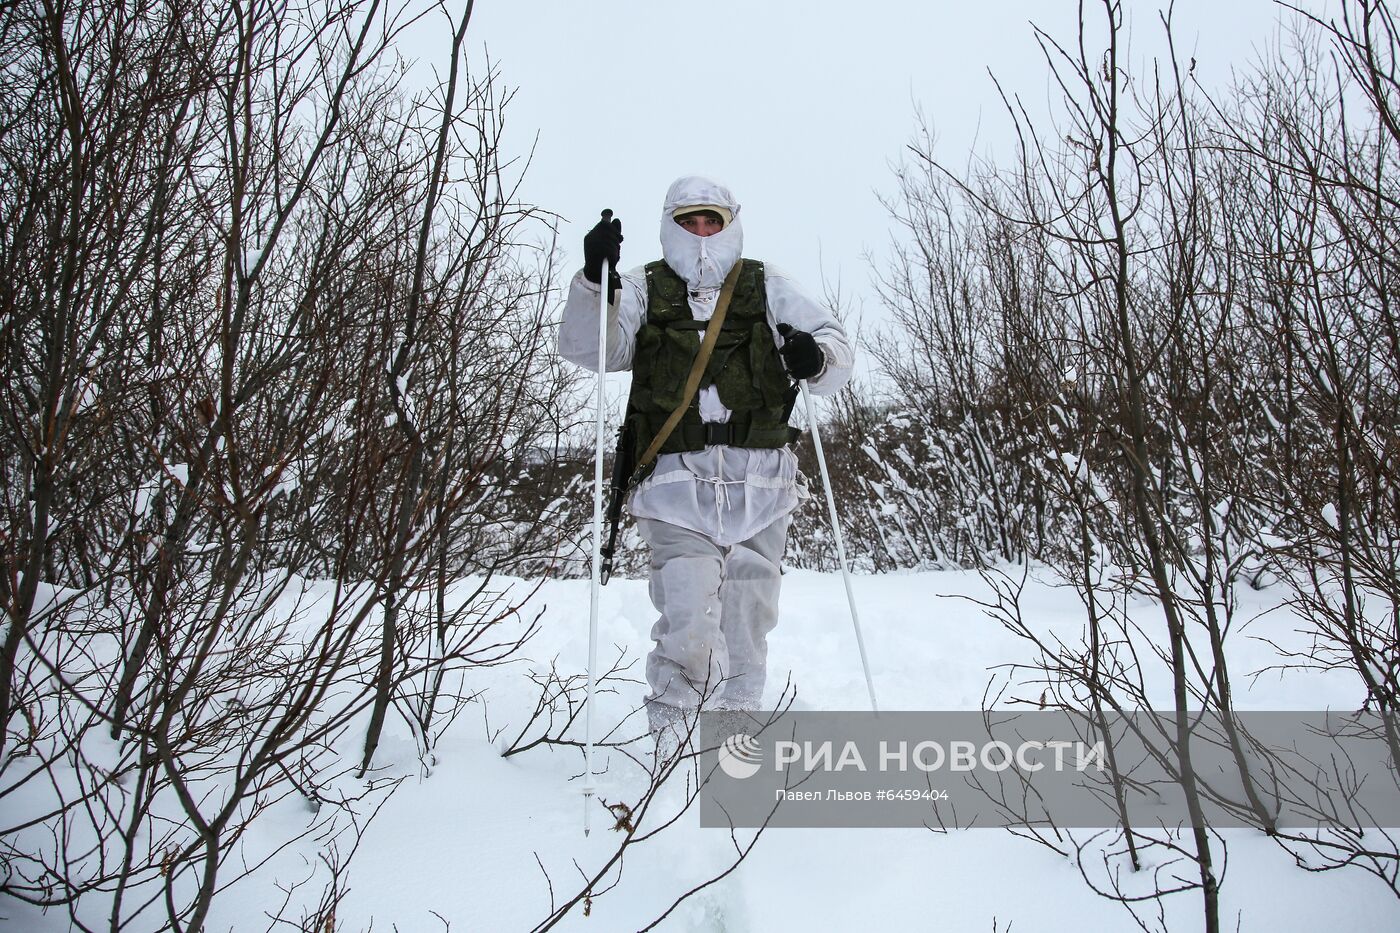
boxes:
[634,260,745,473]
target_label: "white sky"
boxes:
[410,1,1325,343]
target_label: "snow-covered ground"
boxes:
[8,566,1397,931]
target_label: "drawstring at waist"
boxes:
[695,474,746,540]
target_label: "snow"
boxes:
[3,566,1395,931]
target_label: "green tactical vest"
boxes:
[622,258,800,478]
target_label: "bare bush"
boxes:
[0,0,577,928]
[854,1,1400,929]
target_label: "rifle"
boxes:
[599,422,634,585]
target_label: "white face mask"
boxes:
[658,175,744,289]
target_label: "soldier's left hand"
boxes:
[776,324,824,380]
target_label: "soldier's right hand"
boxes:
[583,209,623,285]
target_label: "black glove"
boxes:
[583,209,623,305]
[776,323,825,380]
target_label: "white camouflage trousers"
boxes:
[639,513,791,717]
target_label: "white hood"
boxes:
[659,175,743,289]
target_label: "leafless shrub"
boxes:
[0,0,577,928]
[859,1,1400,929]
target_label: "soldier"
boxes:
[558,175,854,740]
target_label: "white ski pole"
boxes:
[583,255,609,836]
[801,381,879,712]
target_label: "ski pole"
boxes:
[583,254,609,835]
[800,380,879,712]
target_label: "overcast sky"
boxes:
[410,0,1326,351]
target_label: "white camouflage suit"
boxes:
[558,176,853,724]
